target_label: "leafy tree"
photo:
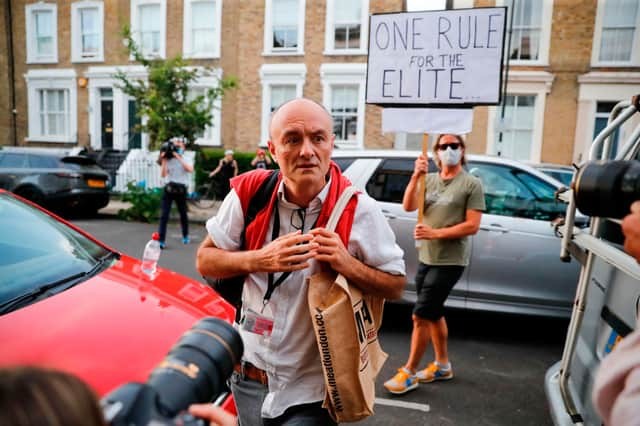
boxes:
[115,25,236,150]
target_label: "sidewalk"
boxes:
[99,199,220,224]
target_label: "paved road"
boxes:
[72,216,568,426]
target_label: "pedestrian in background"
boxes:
[251,148,272,170]
[209,149,238,198]
[158,137,193,248]
[384,134,485,395]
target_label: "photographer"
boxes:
[0,366,106,426]
[158,137,193,248]
[592,200,640,426]
[0,366,237,426]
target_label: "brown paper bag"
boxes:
[307,186,387,422]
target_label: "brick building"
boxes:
[1,0,639,166]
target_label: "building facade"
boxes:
[1,0,639,165]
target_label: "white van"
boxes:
[545,96,640,425]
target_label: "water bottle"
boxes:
[142,232,161,275]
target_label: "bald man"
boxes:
[196,98,406,425]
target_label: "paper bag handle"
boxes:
[325,185,358,232]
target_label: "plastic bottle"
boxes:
[141,232,161,275]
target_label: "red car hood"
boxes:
[0,254,235,396]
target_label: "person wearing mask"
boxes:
[251,148,272,170]
[384,134,485,395]
[158,137,193,248]
[592,200,640,426]
[196,98,406,425]
[209,149,239,198]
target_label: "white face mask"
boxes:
[437,146,462,166]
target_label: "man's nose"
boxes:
[299,137,315,158]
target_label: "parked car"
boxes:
[0,190,237,414]
[0,147,110,214]
[530,163,575,187]
[334,150,585,318]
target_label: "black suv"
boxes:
[0,148,110,214]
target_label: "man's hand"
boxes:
[414,223,440,240]
[309,228,353,274]
[622,201,640,262]
[256,231,318,272]
[173,152,182,160]
[188,403,237,426]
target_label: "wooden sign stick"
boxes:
[417,133,430,225]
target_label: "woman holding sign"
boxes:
[384,134,485,395]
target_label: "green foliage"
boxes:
[117,182,163,223]
[115,25,237,150]
[195,148,278,186]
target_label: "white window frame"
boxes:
[324,0,369,56]
[25,69,77,143]
[320,63,366,149]
[573,72,640,162]
[263,0,306,56]
[259,64,306,144]
[191,68,224,146]
[497,0,553,66]
[486,71,553,163]
[130,0,167,59]
[591,0,640,66]
[183,0,222,59]
[25,2,58,64]
[71,1,104,63]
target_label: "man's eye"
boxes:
[313,135,326,143]
[284,136,300,144]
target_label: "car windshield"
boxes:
[0,193,115,308]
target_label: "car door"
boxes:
[363,157,467,308]
[0,153,28,190]
[465,161,580,317]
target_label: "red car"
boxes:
[0,189,237,415]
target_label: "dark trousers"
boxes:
[158,187,188,243]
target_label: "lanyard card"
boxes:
[241,307,274,337]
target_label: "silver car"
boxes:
[333,150,584,318]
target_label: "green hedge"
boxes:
[194,148,278,187]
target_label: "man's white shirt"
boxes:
[206,180,405,418]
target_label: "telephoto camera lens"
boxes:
[101,317,243,426]
[574,160,640,219]
[148,317,243,416]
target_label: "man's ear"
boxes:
[267,140,278,163]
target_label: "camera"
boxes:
[574,160,640,219]
[101,317,243,426]
[160,140,176,159]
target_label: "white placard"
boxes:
[382,108,473,134]
[366,7,506,106]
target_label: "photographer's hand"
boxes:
[622,201,640,262]
[188,403,237,426]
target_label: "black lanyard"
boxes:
[263,202,319,305]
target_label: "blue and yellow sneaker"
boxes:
[416,362,454,383]
[383,367,418,395]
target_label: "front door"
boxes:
[100,89,114,149]
[128,100,142,149]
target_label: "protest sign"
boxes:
[366,7,507,107]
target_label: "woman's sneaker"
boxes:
[416,362,454,383]
[383,367,418,394]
